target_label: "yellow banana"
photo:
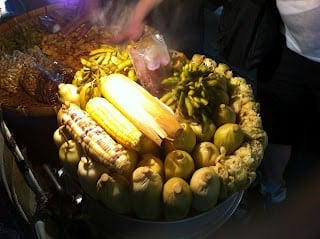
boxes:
[89,47,114,55]
[101,52,112,65]
[89,53,106,64]
[117,59,132,71]
[79,81,101,109]
[127,69,137,81]
[185,97,194,116]
[110,55,122,65]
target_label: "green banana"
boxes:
[160,53,232,124]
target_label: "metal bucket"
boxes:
[0,115,243,239]
[83,190,243,239]
[0,132,37,223]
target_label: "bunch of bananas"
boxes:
[159,53,268,199]
[160,54,232,123]
[72,45,137,87]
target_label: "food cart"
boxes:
[0,3,267,239]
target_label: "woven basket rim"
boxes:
[0,3,76,117]
[0,3,70,33]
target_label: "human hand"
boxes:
[107,12,146,44]
[108,0,163,44]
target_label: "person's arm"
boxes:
[110,0,164,43]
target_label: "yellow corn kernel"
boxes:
[99,74,181,146]
[86,97,146,152]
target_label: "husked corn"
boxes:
[59,103,137,176]
[86,97,148,152]
[99,74,181,146]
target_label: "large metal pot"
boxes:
[0,119,243,239]
[0,127,37,224]
[83,190,243,239]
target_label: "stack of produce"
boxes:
[71,44,137,87]
[53,49,267,221]
[0,5,266,222]
[0,8,111,70]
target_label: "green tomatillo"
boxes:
[58,139,83,180]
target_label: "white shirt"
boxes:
[277,0,320,62]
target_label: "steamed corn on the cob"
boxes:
[98,73,181,146]
[86,97,149,152]
[58,103,137,176]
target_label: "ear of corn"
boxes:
[86,97,149,152]
[58,103,137,176]
[131,166,163,220]
[96,172,132,214]
[98,73,181,146]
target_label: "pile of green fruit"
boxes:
[160,53,268,199]
[53,52,267,222]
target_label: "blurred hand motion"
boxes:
[61,0,163,44]
[110,0,163,44]
[61,0,106,39]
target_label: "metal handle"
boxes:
[0,107,46,199]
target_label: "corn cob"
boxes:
[98,73,181,146]
[131,166,163,220]
[190,167,221,212]
[58,103,137,176]
[96,172,132,214]
[86,97,149,151]
[162,177,192,220]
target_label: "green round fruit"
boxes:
[192,142,220,168]
[189,120,216,142]
[173,123,197,153]
[213,104,236,127]
[163,177,192,220]
[164,150,195,181]
[58,140,82,179]
[190,167,221,211]
[213,123,244,155]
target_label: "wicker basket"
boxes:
[0,89,61,117]
[0,3,77,33]
[0,3,80,117]
[0,4,62,117]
